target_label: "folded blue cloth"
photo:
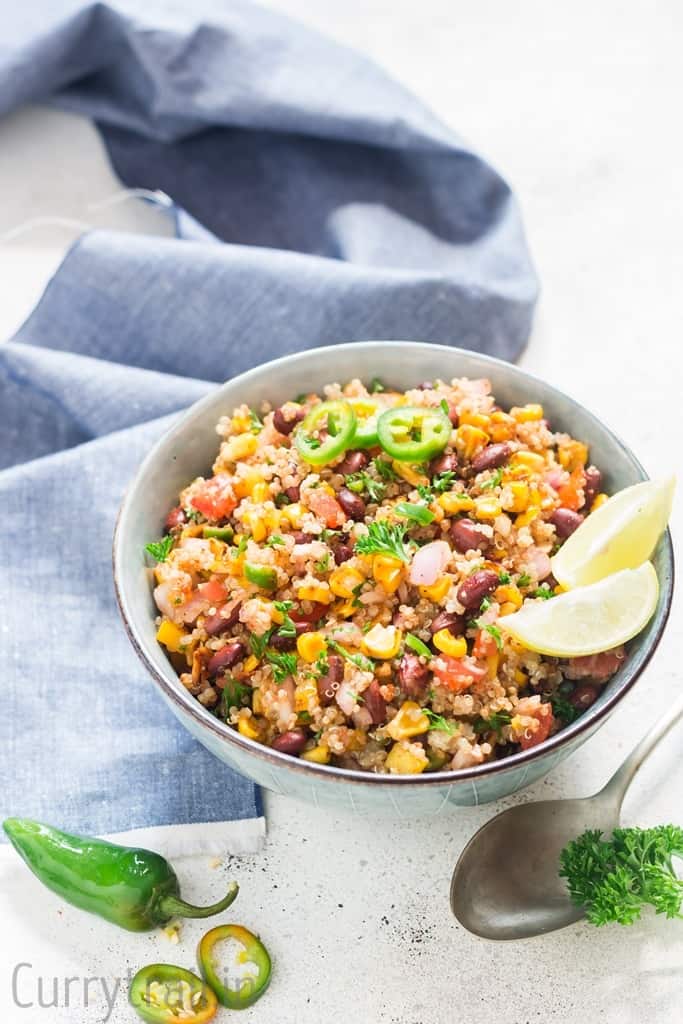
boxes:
[0,0,538,841]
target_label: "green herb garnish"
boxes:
[517,572,531,587]
[314,552,331,573]
[327,639,374,673]
[373,457,398,482]
[249,629,274,660]
[482,623,503,651]
[394,502,435,526]
[473,710,512,734]
[144,535,174,562]
[532,585,554,600]
[369,377,385,394]
[249,408,263,433]
[479,596,492,613]
[266,650,298,683]
[545,691,577,723]
[183,506,202,523]
[220,678,252,716]
[266,534,285,547]
[354,521,411,562]
[405,633,432,659]
[423,709,457,734]
[273,600,297,638]
[416,484,434,502]
[498,571,511,584]
[559,826,683,926]
[480,467,504,490]
[346,472,387,504]
[431,471,457,493]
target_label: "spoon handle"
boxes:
[599,692,683,809]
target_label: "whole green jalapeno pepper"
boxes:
[3,818,239,932]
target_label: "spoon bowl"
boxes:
[450,694,683,940]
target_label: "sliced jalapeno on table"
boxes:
[349,398,380,449]
[294,400,357,465]
[129,964,217,1023]
[377,405,451,462]
[243,563,278,590]
[198,924,272,1009]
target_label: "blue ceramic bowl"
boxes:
[113,342,673,815]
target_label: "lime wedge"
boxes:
[499,562,659,657]
[550,477,674,589]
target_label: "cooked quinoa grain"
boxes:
[147,376,623,774]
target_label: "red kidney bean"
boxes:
[471,442,512,474]
[291,530,314,544]
[337,450,369,475]
[569,683,600,711]
[430,452,458,477]
[284,484,301,503]
[456,570,499,609]
[364,679,388,724]
[550,508,584,539]
[206,641,246,676]
[269,632,296,651]
[273,406,305,435]
[429,611,465,636]
[291,602,328,624]
[164,506,186,531]
[450,518,489,554]
[332,542,354,564]
[338,488,366,520]
[397,653,430,698]
[582,465,602,509]
[272,729,308,755]
[203,599,242,637]
[317,654,344,706]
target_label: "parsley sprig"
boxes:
[144,535,174,562]
[273,600,297,638]
[327,638,374,673]
[346,472,386,503]
[423,708,458,734]
[354,521,411,562]
[266,650,298,683]
[559,826,683,925]
[473,710,512,734]
[373,457,398,482]
[394,502,435,526]
[431,470,457,493]
[480,467,504,490]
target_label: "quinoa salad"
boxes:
[147,376,626,775]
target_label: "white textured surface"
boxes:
[1,2,682,1021]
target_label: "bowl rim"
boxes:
[113,341,675,788]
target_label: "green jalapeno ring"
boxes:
[294,400,357,465]
[129,964,218,1024]
[348,399,381,449]
[377,406,452,462]
[198,924,272,1009]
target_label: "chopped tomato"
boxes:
[564,646,625,681]
[290,602,328,624]
[190,474,237,520]
[557,466,585,512]
[305,488,346,528]
[519,702,555,750]
[432,654,487,693]
[199,579,228,605]
[472,629,497,660]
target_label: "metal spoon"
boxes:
[450,693,683,940]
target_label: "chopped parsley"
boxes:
[327,638,374,673]
[314,552,331,573]
[405,633,432,659]
[394,501,435,526]
[480,467,504,490]
[479,596,492,613]
[517,572,531,587]
[183,506,202,523]
[220,678,252,716]
[275,492,291,507]
[498,571,511,584]
[439,398,450,417]
[423,708,457,734]
[482,623,503,651]
[249,629,274,660]
[473,710,512,734]
[431,470,457,493]
[545,691,577,723]
[369,376,385,393]
[248,408,263,433]
[320,528,341,542]
[533,585,555,600]
[416,484,434,502]
[346,472,387,504]
[144,535,174,562]
[266,534,285,547]
[373,457,398,482]
[266,650,298,683]
[354,521,411,562]
[273,600,297,638]
[297,710,313,724]
[559,825,683,926]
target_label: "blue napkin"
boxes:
[0,0,538,845]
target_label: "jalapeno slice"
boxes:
[377,406,451,462]
[243,563,278,590]
[294,400,357,465]
[198,924,272,1009]
[349,398,380,449]
[202,526,234,541]
[129,964,218,1023]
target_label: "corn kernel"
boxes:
[473,496,502,520]
[591,493,609,511]
[488,410,516,442]
[241,509,267,542]
[362,623,402,659]
[494,584,523,611]
[499,601,517,616]
[514,669,528,687]
[515,506,540,527]
[455,424,490,460]
[295,679,318,713]
[243,654,259,673]
[385,740,429,774]
[386,701,430,740]
[509,450,546,474]
[438,491,474,514]
[251,482,270,503]
[418,576,452,602]
[503,480,530,513]
[329,566,365,599]
[156,619,185,653]
[334,599,357,618]
[222,433,259,462]
[297,631,327,662]
[432,629,467,658]
[458,410,491,429]
[231,412,252,433]
[301,744,330,764]
[558,440,588,472]
[237,714,263,740]
[282,502,305,526]
[510,403,543,423]
[372,554,404,594]
[297,584,333,604]
[486,652,500,679]
[252,688,264,714]
[233,469,262,498]
[392,461,429,487]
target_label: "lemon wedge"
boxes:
[499,562,659,657]
[550,477,674,589]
